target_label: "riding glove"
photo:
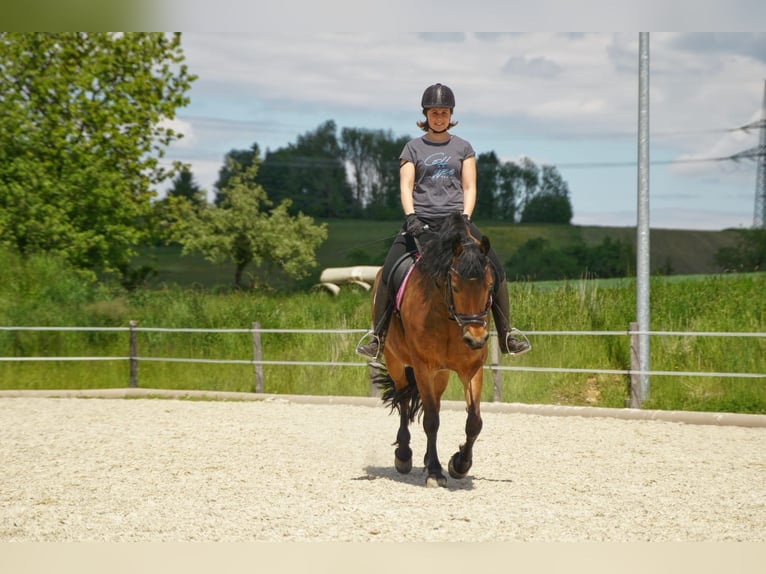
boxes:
[405,213,427,237]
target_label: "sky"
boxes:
[160,31,766,231]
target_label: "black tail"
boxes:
[371,365,422,424]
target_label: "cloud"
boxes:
[502,55,563,78]
[670,32,766,63]
[162,32,766,230]
[417,32,466,43]
[159,117,196,148]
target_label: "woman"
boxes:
[356,83,530,361]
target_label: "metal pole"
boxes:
[490,332,502,402]
[754,79,766,229]
[251,322,264,393]
[128,320,138,388]
[628,322,641,408]
[636,32,651,404]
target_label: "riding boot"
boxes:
[492,277,531,356]
[356,279,393,361]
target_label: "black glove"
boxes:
[462,213,471,225]
[405,213,427,238]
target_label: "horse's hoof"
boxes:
[425,473,448,488]
[448,453,471,479]
[395,455,412,474]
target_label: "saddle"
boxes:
[385,251,419,312]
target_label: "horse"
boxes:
[371,212,494,488]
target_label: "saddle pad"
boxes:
[395,258,418,311]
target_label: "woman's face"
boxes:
[426,107,452,131]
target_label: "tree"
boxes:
[168,166,206,207]
[341,128,409,219]
[520,165,573,224]
[475,151,500,219]
[213,143,260,206]
[259,120,355,218]
[178,156,327,289]
[0,32,195,281]
[150,166,206,248]
[715,229,766,272]
[341,127,376,211]
[506,235,635,281]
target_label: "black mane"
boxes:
[418,212,487,281]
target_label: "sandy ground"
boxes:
[1,393,765,542]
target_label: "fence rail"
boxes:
[1,324,764,408]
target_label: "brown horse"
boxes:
[372,212,493,487]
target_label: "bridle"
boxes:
[444,258,492,329]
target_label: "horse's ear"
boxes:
[452,235,464,256]
[480,235,490,255]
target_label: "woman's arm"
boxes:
[461,155,477,218]
[399,160,416,215]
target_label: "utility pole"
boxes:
[635,32,651,406]
[753,79,766,229]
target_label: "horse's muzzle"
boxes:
[462,327,489,350]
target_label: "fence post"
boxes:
[128,320,138,388]
[490,332,502,402]
[251,322,264,393]
[629,321,642,408]
[368,364,380,398]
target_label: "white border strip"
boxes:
[1,388,764,428]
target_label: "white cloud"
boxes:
[160,116,196,148]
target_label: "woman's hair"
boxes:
[417,111,459,132]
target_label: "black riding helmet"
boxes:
[421,83,455,110]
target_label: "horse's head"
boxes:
[448,232,493,350]
[418,212,494,350]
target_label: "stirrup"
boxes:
[355,331,382,361]
[504,328,531,356]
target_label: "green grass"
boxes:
[1,245,764,414]
[133,219,742,290]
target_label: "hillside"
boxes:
[316,219,742,275]
[137,219,742,289]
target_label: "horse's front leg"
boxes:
[421,370,449,488]
[449,367,484,479]
[394,393,412,474]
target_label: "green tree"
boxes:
[213,143,261,206]
[0,32,195,281]
[520,165,573,224]
[366,131,410,219]
[168,166,206,207]
[178,156,328,289]
[715,228,766,272]
[258,120,355,218]
[475,151,500,219]
[506,237,580,281]
[341,127,376,211]
[150,166,206,249]
[507,235,634,281]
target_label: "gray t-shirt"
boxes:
[399,134,475,220]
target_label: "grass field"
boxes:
[1,243,764,414]
[134,219,742,290]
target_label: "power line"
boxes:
[557,152,765,170]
